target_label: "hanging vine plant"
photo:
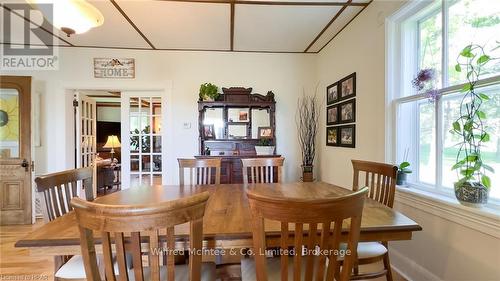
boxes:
[451,44,496,206]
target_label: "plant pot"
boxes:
[396,171,408,186]
[302,165,313,182]
[454,181,489,207]
[255,146,275,155]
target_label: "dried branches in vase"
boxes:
[296,89,320,182]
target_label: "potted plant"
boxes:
[397,162,412,186]
[199,83,220,101]
[296,90,319,182]
[255,139,275,155]
[451,44,495,207]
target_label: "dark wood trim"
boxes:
[109,0,156,49]
[304,0,351,52]
[87,95,121,99]
[155,0,368,6]
[0,3,74,46]
[230,1,235,51]
[1,43,318,54]
[317,0,372,53]
[96,102,121,107]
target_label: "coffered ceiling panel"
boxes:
[234,5,341,52]
[117,0,230,50]
[53,1,151,49]
[307,5,364,52]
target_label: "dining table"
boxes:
[16,182,422,257]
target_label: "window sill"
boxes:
[395,186,500,238]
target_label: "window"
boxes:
[391,0,500,204]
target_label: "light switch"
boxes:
[183,122,191,129]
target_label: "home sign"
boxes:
[94,58,135,78]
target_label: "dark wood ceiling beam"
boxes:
[317,0,372,53]
[0,3,74,46]
[110,0,156,49]
[230,1,235,51]
[155,0,368,6]
[303,0,351,52]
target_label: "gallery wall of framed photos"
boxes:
[326,72,356,148]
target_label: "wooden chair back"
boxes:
[178,158,221,185]
[351,159,398,208]
[71,191,211,281]
[35,167,93,222]
[241,157,284,184]
[247,187,368,281]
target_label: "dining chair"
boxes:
[244,186,369,281]
[71,191,216,281]
[178,158,221,185]
[350,159,398,281]
[241,157,284,184]
[35,167,94,280]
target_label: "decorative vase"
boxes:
[396,171,408,186]
[255,146,275,155]
[454,182,489,207]
[302,165,313,182]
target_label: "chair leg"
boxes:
[382,242,393,281]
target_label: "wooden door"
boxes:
[0,76,32,225]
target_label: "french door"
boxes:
[121,92,167,188]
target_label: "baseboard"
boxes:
[390,248,442,281]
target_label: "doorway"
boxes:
[0,76,32,225]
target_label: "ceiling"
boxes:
[0,0,372,53]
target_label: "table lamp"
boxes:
[103,135,121,161]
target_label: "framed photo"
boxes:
[339,124,356,148]
[338,99,356,124]
[203,125,215,139]
[339,73,356,100]
[326,127,339,146]
[326,82,339,105]
[326,105,339,125]
[239,111,248,121]
[258,127,273,139]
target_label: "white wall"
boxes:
[1,48,316,184]
[316,1,500,280]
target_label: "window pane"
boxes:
[418,9,442,87]
[442,86,500,200]
[418,101,436,185]
[448,0,500,86]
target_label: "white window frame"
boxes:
[386,0,500,209]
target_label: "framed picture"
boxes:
[338,99,356,124]
[258,127,273,139]
[326,82,339,105]
[339,124,356,148]
[339,72,356,100]
[239,111,248,121]
[326,105,339,125]
[326,127,339,146]
[203,125,215,139]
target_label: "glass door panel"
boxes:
[0,89,20,158]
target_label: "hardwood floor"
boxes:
[0,220,406,281]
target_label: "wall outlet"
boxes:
[183,122,191,129]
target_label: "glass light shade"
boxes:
[103,135,121,149]
[27,0,104,35]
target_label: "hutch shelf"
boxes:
[195,87,280,184]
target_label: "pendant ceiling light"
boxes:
[26,0,104,37]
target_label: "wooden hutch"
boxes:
[195,87,280,184]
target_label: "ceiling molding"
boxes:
[230,1,235,51]
[303,0,351,52]
[0,3,73,46]
[109,0,156,49]
[317,0,371,52]
[155,0,368,6]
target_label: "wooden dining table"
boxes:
[16,182,422,256]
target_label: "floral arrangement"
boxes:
[412,68,439,102]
